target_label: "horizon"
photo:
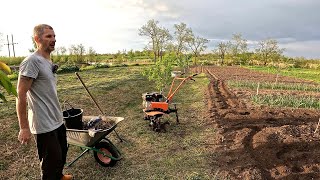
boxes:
[1,0,319,59]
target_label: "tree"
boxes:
[0,61,17,102]
[29,36,37,53]
[114,50,124,63]
[139,19,172,62]
[142,55,174,91]
[173,22,193,69]
[215,41,229,65]
[174,23,192,55]
[229,33,248,64]
[139,19,159,62]
[255,38,284,65]
[87,47,96,63]
[69,44,86,63]
[52,46,67,62]
[128,49,135,62]
[156,27,172,60]
[134,50,142,57]
[187,34,209,65]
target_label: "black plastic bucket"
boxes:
[63,108,83,129]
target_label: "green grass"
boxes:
[0,66,218,179]
[245,66,320,83]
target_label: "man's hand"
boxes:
[18,128,32,144]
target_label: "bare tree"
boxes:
[255,38,284,65]
[69,44,86,63]
[173,23,192,58]
[59,46,67,62]
[230,33,248,56]
[157,28,172,60]
[215,41,229,65]
[87,47,96,63]
[60,46,67,55]
[187,34,209,65]
[139,19,172,62]
[29,36,37,53]
[139,19,159,62]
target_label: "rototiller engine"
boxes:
[142,72,198,132]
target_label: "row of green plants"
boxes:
[228,80,320,92]
[251,94,320,109]
[227,68,320,109]
[246,66,320,83]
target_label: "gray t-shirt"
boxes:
[19,52,64,134]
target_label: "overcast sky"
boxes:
[0,0,319,58]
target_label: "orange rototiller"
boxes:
[142,72,198,132]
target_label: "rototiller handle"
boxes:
[190,73,198,81]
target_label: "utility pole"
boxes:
[4,35,11,57]
[11,34,18,57]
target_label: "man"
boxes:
[16,24,72,180]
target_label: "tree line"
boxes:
[0,20,319,68]
[138,19,288,67]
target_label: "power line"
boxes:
[4,35,10,57]
[3,34,18,57]
[11,34,18,57]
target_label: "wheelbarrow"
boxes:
[65,115,124,167]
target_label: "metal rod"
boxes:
[75,72,124,142]
[65,148,90,167]
[75,72,104,114]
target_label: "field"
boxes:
[1,65,320,179]
[195,66,320,179]
[1,66,216,179]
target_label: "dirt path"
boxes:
[191,66,320,180]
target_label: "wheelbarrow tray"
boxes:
[66,116,124,147]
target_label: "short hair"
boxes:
[33,24,53,38]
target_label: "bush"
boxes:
[94,63,109,68]
[57,65,79,74]
[80,65,95,71]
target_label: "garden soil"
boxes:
[190,66,320,180]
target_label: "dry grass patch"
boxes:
[1,66,219,180]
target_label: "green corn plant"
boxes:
[0,61,17,102]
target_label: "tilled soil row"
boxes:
[190,66,320,180]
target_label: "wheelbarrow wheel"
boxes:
[93,141,117,167]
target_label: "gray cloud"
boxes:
[139,0,320,58]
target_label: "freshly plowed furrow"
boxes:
[205,68,266,178]
[190,66,320,179]
[206,68,247,110]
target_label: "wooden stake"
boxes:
[314,117,320,134]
